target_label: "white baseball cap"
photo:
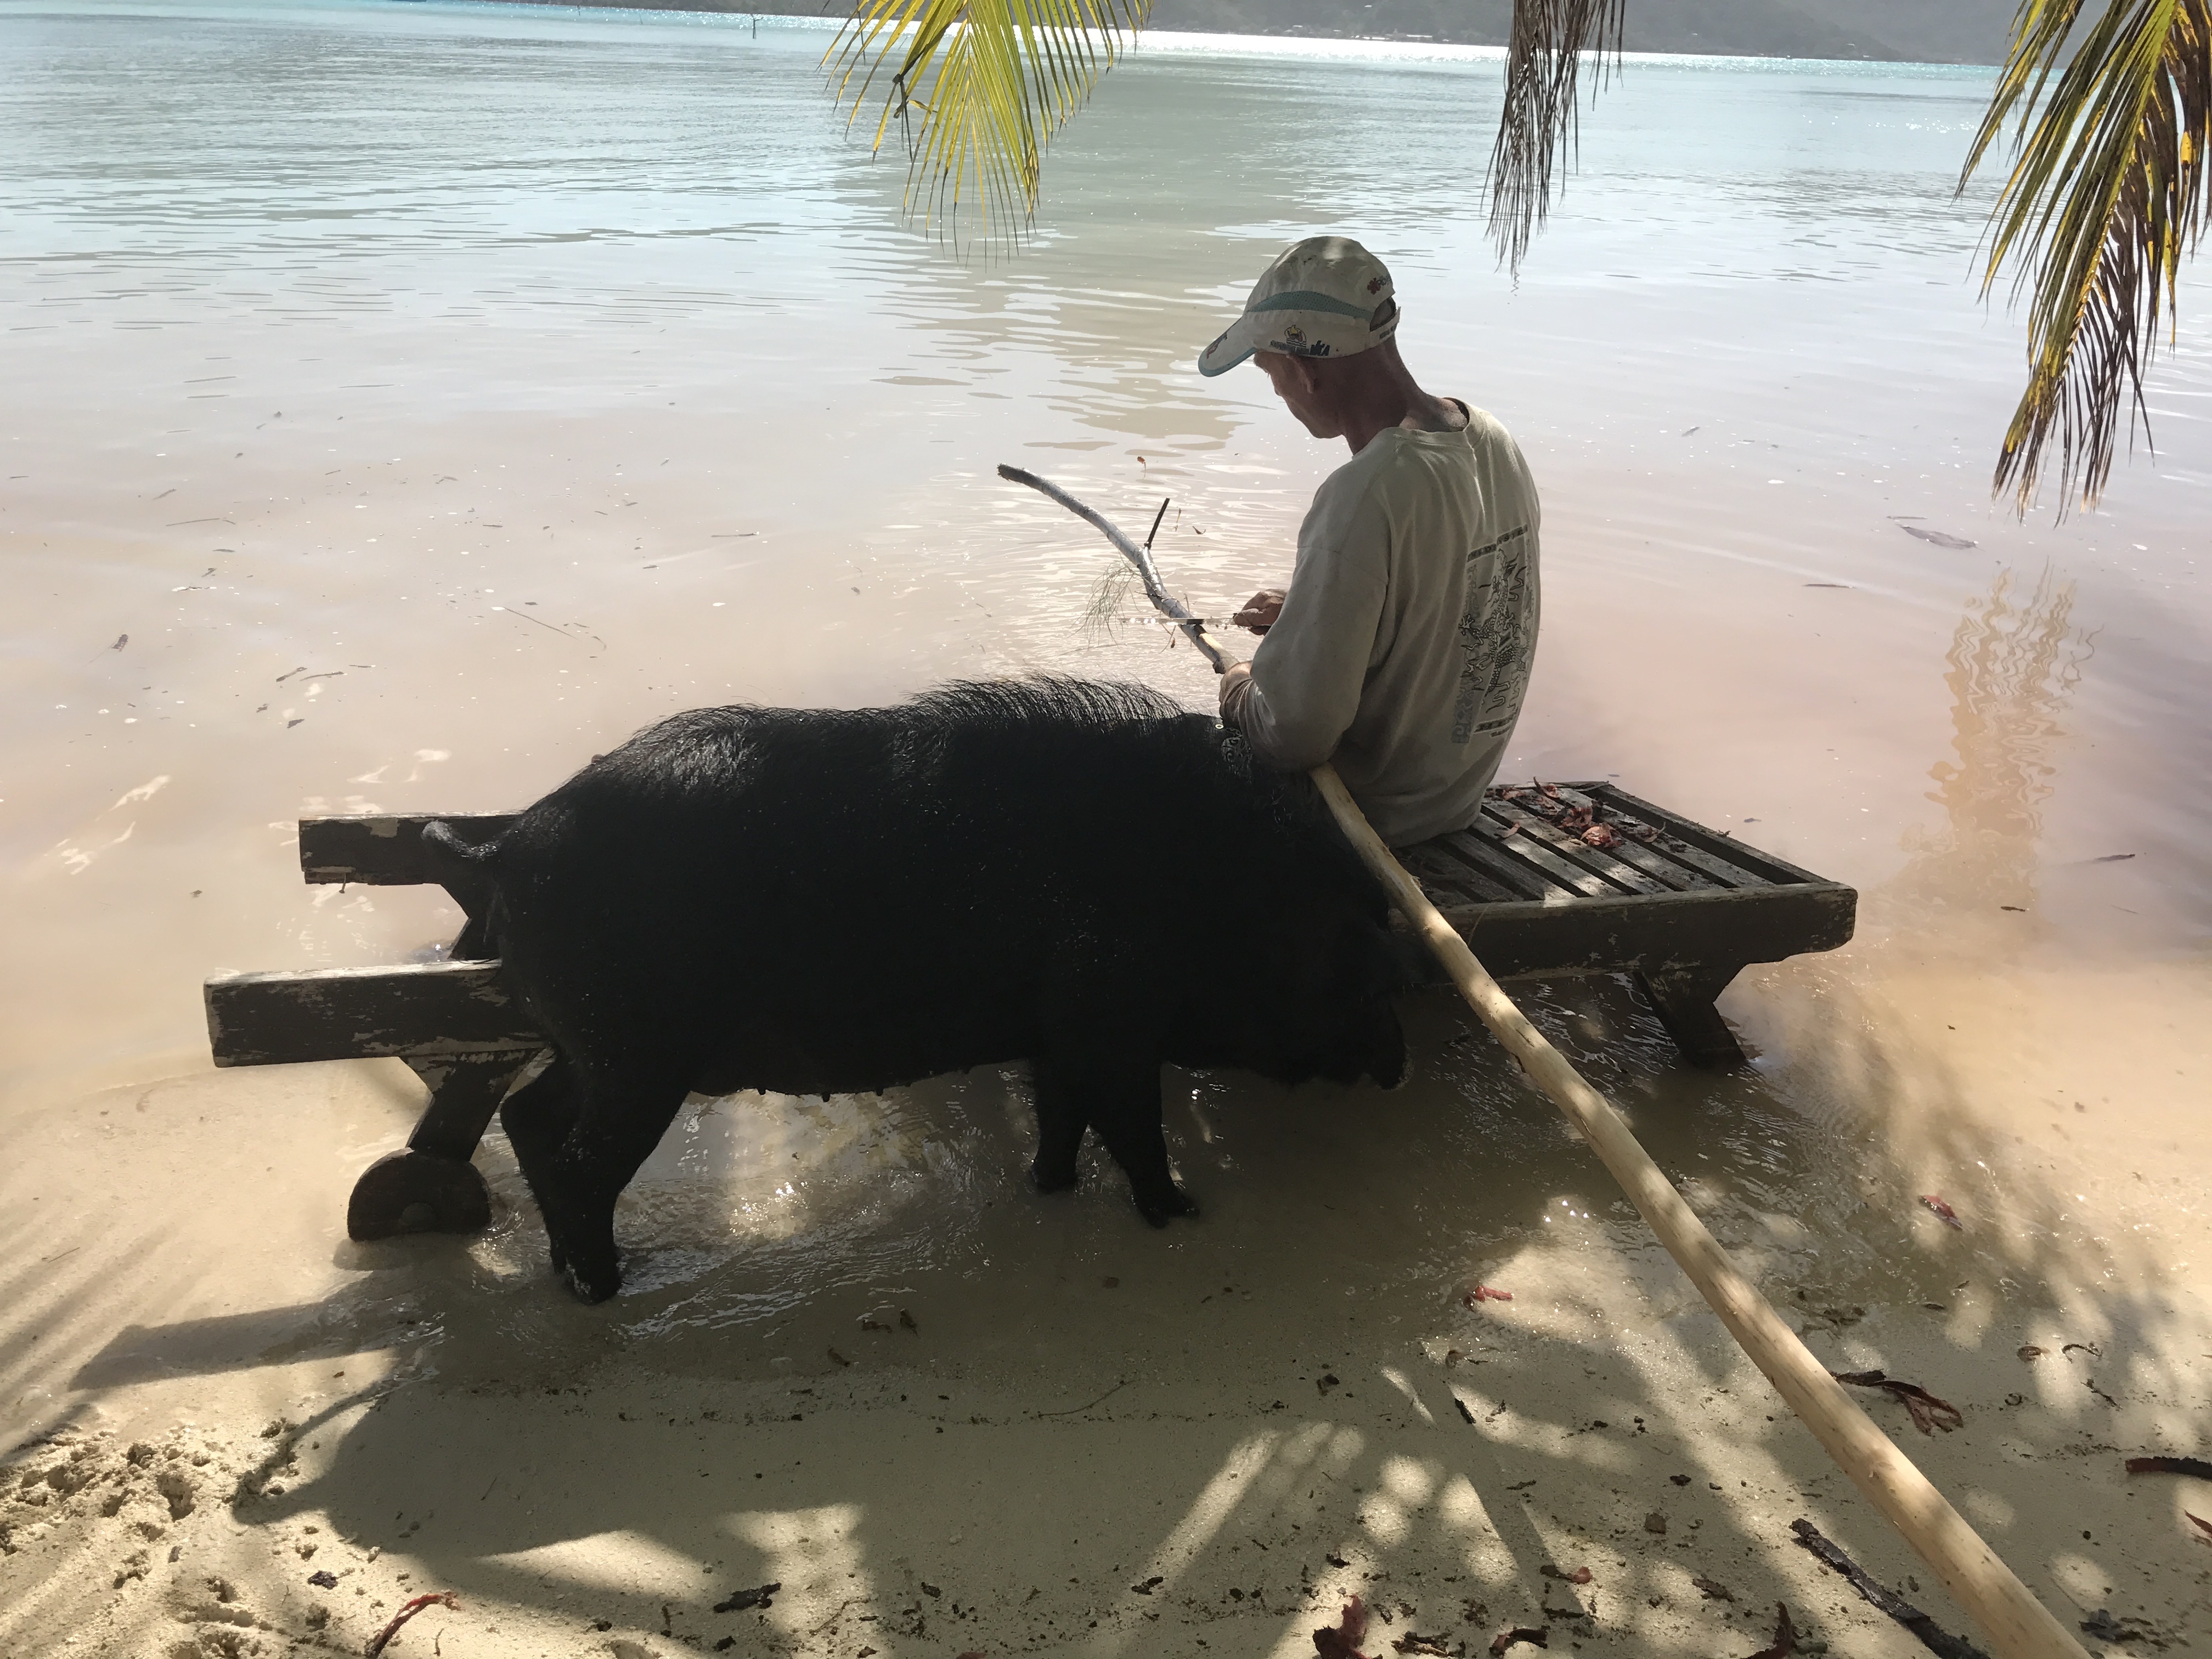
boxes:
[1197,235,1400,378]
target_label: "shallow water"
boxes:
[2,8,2209,1652]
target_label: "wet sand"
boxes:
[4,5,2210,1657]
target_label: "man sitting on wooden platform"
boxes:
[1201,235,1543,848]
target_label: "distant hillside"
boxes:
[568,0,2017,64]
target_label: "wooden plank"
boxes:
[1398,842,1521,906]
[206,961,541,1066]
[1426,829,1564,903]
[1594,786,1824,886]
[1471,816,1617,898]
[299,814,516,887]
[1420,881,1858,980]
[1480,799,1669,895]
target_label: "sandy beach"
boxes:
[4,5,2209,1657]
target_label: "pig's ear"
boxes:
[1381,929,1442,992]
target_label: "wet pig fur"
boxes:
[426,679,1418,1303]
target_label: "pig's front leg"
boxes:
[1034,1047,1195,1227]
[1028,1075,1087,1194]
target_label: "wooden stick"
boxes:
[999,462,2090,1659]
[998,464,1231,670]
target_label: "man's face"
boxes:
[1256,350,1342,439]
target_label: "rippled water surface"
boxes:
[3,0,2207,1372]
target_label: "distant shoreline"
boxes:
[475,0,2007,65]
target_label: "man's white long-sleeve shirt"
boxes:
[1221,404,1541,846]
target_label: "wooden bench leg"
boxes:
[1635,965,1748,1069]
[347,1049,540,1240]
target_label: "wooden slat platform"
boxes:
[206,782,1855,1240]
[1396,782,1854,981]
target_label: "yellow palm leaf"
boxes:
[830,0,1150,240]
[1965,0,2211,513]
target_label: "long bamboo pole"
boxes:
[1000,463,2089,1659]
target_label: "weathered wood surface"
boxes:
[1395,782,1857,973]
[298,813,515,886]
[1421,883,1854,979]
[206,961,540,1066]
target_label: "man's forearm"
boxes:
[1218,661,1342,770]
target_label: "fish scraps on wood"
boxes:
[1918,1195,1963,1229]
[1832,1370,1964,1435]
[364,1592,459,1659]
[1789,1520,1989,1659]
[1740,1601,1798,1659]
[2126,1454,2212,1480]
[1312,1594,1375,1659]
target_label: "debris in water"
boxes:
[1832,1370,1963,1435]
[1454,1397,1476,1425]
[1790,1520,1989,1658]
[365,1592,459,1659]
[2083,1609,2156,1644]
[1312,1594,1376,1659]
[899,1308,919,1333]
[1693,1575,1734,1600]
[860,1316,893,1333]
[2188,1513,2212,1543]
[1131,1575,1164,1595]
[111,634,127,651]
[1540,1565,1592,1585]
[1918,1195,1963,1229]
[827,1347,851,1367]
[1393,1635,1453,1656]
[1669,1474,1690,1486]
[1490,1627,1549,1654]
[712,1582,780,1614]
[2126,1454,2212,1480]
[1643,1513,1667,1535]
[1900,526,1977,550]
[308,1570,337,1588]
[2063,1342,2101,1358]
[1804,582,1851,588]
[1464,1285,1513,1306]
[2017,1345,2046,1361]
[1741,1602,1798,1658]
[2091,852,2136,862]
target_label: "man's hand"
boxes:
[1232,589,1286,635]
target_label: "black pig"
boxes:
[427,679,1416,1302]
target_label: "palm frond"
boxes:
[1963,0,2211,514]
[1487,0,1625,272]
[829,0,1149,242]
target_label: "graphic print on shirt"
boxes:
[1452,523,1536,747]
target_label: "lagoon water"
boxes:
[3,5,2209,1655]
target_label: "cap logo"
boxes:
[1367,276,1385,294]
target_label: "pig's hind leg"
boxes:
[499,1055,584,1272]
[1033,1047,1197,1227]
